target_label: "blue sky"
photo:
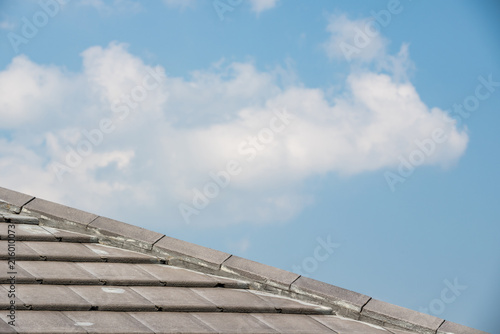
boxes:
[1,0,499,331]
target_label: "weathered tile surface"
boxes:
[361,299,444,333]
[0,189,484,334]
[222,255,299,289]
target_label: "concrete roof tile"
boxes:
[361,299,444,334]
[0,240,40,260]
[135,263,220,287]
[87,216,164,251]
[12,284,91,311]
[311,314,393,333]
[23,198,98,228]
[129,312,217,333]
[83,243,160,263]
[0,310,87,333]
[291,276,370,316]
[76,262,160,285]
[0,223,57,241]
[250,290,333,315]
[192,288,276,313]
[0,186,34,212]
[18,261,100,284]
[130,286,218,312]
[192,312,278,333]
[253,313,335,333]
[25,241,103,261]
[62,311,155,333]
[41,225,98,243]
[437,321,490,334]
[222,255,299,289]
[69,286,156,311]
[153,235,231,270]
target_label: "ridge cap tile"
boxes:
[291,276,370,316]
[222,255,299,289]
[153,235,230,270]
[22,197,98,227]
[0,186,34,213]
[362,298,444,333]
[437,320,490,334]
[87,216,164,250]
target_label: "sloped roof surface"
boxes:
[0,186,488,334]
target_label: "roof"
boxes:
[0,186,487,334]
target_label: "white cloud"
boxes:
[323,14,388,63]
[0,38,468,229]
[249,0,279,14]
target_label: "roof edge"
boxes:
[0,186,488,334]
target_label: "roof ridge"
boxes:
[0,186,487,334]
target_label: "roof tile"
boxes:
[87,216,164,250]
[0,186,34,213]
[69,286,156,311]
[361,299,444,334]
[76,262,160,285]
[18,261,100,284]
[291,276,370,316]
[222,255,299,290]
[437,321,489,334]
[153,235,231,270]
[253,313,335,333]
[129,312,217,333]
[192,312,277,334]
[311,314,392,333]
[23,198,98,229]
[62,311,154,333]
[0,310,87,333]
[13,284,91,311]
[130,286,218,312]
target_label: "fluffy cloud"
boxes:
[323,14,389,63]
[0,27,468,228]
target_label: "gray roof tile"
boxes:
[361,299,444,334]
[83,243,160,263]
[222,255,300,289]
[23,198,98,228]
[69,286,156,311]
[135,263,220,287]
[62,311,155,333]
[129,312,217,333]
[437,321,489,334]
[311,314,392,333]
[0,240,40,260]
[41,225,98,243]
[0,186,484,334]
[153,235,231,270]
[0,223,57,241]
[192,313,278,334]
[192,288,276,313]
[76,262,160,285]
[18,261,100,284]
[130,286,219,312]
[25,241,103,261]
[87,216,164,251]
[291,276,371,316]
[250,290,332,315]
[253,313,335,333]
[0,186,34,212]
[0,310,87,333]
[12,284,91,311]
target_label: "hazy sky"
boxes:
[0,1,499,331]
